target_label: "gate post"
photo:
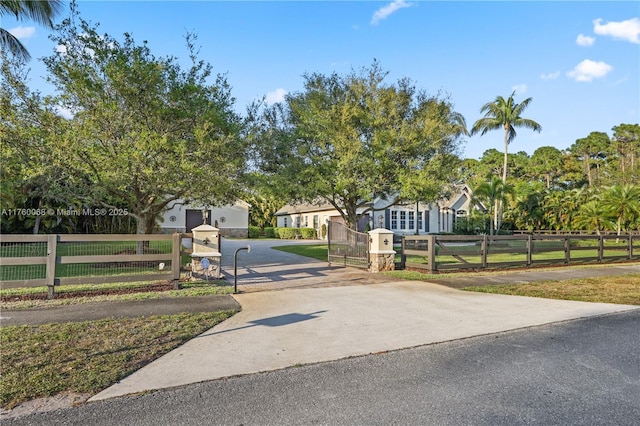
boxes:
[368,229,396,273]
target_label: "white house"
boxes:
[275,185,483,239]
[160,199,250,237]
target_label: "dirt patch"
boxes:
[1,281,176,302]
[0,392,91,420]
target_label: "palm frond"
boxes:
[0,27,29,61]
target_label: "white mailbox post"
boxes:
[191,224,221,279]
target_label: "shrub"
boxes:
[248,226,261,238]
[273,227,317,239]
[275,228,299,239]
[300,228,317,239]
[264,227,275,238]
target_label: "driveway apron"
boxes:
[90,241,639,401]
[218,238,394,292]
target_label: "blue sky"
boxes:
[5,1,639,160]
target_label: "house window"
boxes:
[283,217,288,228]
[304,215,308,227]
[408,211,415,230]
[296,216,301,228]
[417,211,423,231]
[391,211,398,229]
[400,211,406,229]
[313,215,319,228]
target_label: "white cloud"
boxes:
[593,17,640,44]
[8,26,35,40]
[54,105,75,120]
[567,59,613,82]
[540,71,560,80]
[576,34,595,46]
[371,0,413,26]
[265,88,287,105]
[512,84,527,94]
[55,44,67,54]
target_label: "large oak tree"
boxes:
[40,6,247,234]
[250,61,467,230]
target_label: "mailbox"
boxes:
[191,224,221,279]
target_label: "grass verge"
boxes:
[0,310,236,409]
[271,244,328,262]
[463,274,640,305]
[1,280,234,309]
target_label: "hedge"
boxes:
[274,227,317,239]
[248,226,261,238]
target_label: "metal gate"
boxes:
[327,221,370,269]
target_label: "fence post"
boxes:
[46,235,57,300]
[327,221,331,266]
[628,234,633,260]
[401,236,406,269]
[598,236,604,262]
[481,234,488,269]
[172,233,181,289]
[427,235,436,274]
[526,234,532,266]
[564,237,571,264]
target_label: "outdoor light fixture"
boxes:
[384,238,389,246]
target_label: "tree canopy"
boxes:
[250,61,467,230]
[2,4,247,234]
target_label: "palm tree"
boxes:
[601,185,640,236]
[0,0,63,61]
[471,91,542,184]
[470,91,541,231]
[573,201,613,235]
[473,177,514,236]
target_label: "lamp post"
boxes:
[233,245,250,294]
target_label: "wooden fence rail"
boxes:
[399,233,639,273]
[0,234,184,298]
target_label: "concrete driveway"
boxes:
[218,238,393,292]
[91,266,637,401]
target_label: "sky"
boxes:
[4,1,640,160]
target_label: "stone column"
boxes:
[368,228,396,273]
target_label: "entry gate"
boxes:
[327,221,370,269]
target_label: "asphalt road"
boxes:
[6,309,639,426]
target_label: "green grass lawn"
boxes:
[0,310,236,409]
[463,274,640,305]
[271,244,328,262]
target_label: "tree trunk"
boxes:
[136,217,146,254]
[497,126,509,233]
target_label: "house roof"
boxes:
[275,202,338,216]
[439,184,471,208]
